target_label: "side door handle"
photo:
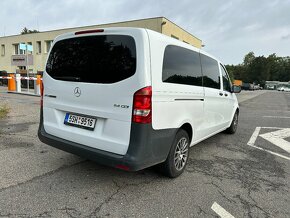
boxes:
[224,93,228,97]
[219,92,223,96]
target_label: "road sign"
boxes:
[11,55,33,66]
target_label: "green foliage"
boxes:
[0,104,9,119]
[247,56,269,85]
[225,64,246,81]
[224,65,234,81]
[243,51,255,66]
[225,52,290,86]
[21,27,39,34]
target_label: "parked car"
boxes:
[38,28,241,177]
[242,82,254,91]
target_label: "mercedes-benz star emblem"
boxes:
[74,87,81,97]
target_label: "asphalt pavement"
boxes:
[0,87,289,218]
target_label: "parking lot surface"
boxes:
[0,87,290,217]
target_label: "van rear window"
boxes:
[46,35,136,83]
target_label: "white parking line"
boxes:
[247,127,290,161]
[247,127,261,146]
[259,127,285,129]
[211,202,235,218]
[248,144,290,161]
[263,116,290,119]
[260,128,290,154]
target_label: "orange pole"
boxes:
[8,74,16,91]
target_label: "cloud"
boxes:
[1,0,290,64]
[281,34,290,40]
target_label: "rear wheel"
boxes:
[225,111,239,134]
[160,129,189,178]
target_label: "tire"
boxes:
[160,129,189,178]
[225,111,239,134]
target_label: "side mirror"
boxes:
[232,85,241,93]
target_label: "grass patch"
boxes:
[0,104,9,119]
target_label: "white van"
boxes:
[38,28,241,177]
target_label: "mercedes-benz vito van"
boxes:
[38,28,241,177]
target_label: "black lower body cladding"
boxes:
[38,109,177,171]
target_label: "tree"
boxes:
[243,52,255,66]
[224,64,234,81]
[21,27,39,34]
[225,64,246,81]
[279,57,290,82]
[226,52,289,84]
[267,54,282,81]
[247,56,270,86]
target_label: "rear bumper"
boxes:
[38,110,176,171]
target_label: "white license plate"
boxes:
[64,113,96,130]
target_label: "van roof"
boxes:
[53,27,222,64]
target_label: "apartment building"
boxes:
[0,17,202,73]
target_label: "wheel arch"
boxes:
[236,107,240,114]
[231,105,240,121]
[179,123,193,144]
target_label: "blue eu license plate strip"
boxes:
[64,113,70,122]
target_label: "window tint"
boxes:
[46,35,136,83]
[220,64,231,92]
[200,54,220,89]
[162,45,202,87]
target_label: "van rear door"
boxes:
[43,29,150,155]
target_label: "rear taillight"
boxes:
[132,86,152,124]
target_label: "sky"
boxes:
[1,0,290,64]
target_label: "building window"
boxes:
[36,41,41,54]
[19,42,26,55]
[45,40,53,53]
[1,44,5,56]
[13,44,19,54]
[20,49,26,55]
[27,42,33,54]
[171,34,179,40]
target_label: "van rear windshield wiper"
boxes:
[53,76,81,81]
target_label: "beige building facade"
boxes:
[0,17,202,73]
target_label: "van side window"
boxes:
[220,64,232,92]
[162,45,202,87]
[200,54,220,89]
